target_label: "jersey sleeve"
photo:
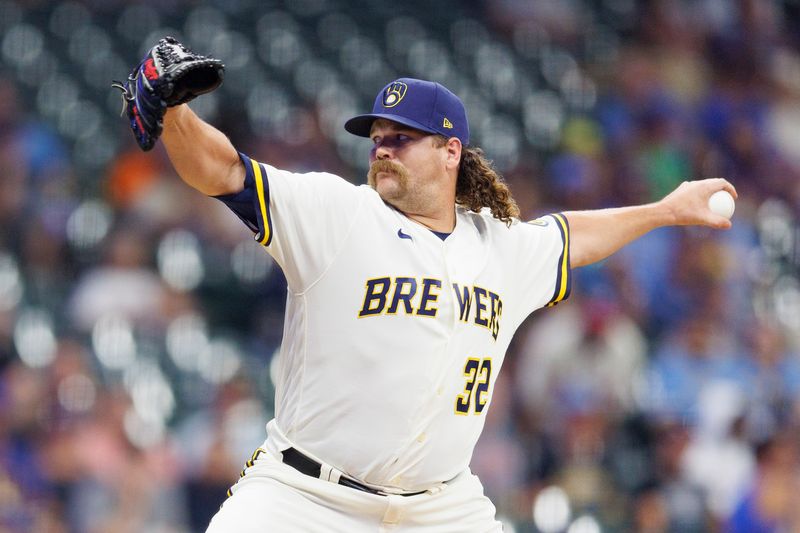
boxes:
[214,152,365,291]
[513,213,572,313]
[541,213,571,307]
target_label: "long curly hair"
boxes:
[434,136,520,225]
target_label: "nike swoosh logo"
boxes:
[397,228,413,241]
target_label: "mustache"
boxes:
[367,159,409,185]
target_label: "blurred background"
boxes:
[1,0,800,531]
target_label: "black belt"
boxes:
[281,447,425,497]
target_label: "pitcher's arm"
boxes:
[566,178,737,268]
[161,104,245,196]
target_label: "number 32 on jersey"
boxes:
[455,357,492,415]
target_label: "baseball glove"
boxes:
[112,36,225,151]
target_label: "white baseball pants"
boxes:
[205,448,502,532]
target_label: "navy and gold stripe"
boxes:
[546,213,571,307]
[227,447,267,498]
[249,158,274,247]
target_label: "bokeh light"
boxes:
[92,315,137,371]
[533,486,572,533]
[568,515,602,533]
[0,252,23,311]
[58,373,97,414]
[124,359,175,423]
[524,90,565,148]
[231,240,274,284]
[49,1,91,40]
[2,24,43,68]
[157,230,205,292]
[166,313,209,373]
[14,308,57,368]
[124,407,166,449]
[198,338,242,385]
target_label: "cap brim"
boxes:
[344,113,439,138]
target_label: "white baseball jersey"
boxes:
[220,153,571,493]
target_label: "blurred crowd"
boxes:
[1,0,800,532]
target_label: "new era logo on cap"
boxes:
[344,78,470,145]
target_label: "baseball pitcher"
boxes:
[114,38,736,532]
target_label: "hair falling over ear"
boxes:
[455,146,520,226]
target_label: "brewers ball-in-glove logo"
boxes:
[382,81,407,108]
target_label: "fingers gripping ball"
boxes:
[708,190,735,219]
[112,37,225,151]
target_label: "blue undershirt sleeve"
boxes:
[212,153,259,234]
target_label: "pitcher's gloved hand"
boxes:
[112,36,225,151]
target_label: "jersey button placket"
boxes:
[432,241,458,409]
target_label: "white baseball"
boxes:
[708,190,735,219]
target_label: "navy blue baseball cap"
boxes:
[345,78,470,145]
